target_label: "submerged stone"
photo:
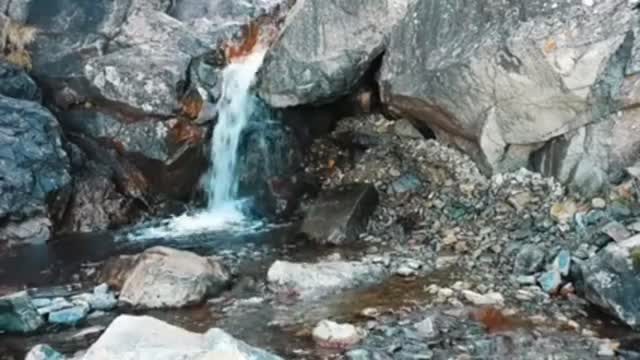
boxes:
[0,292,44,333]
[538,270,563,294]
[48,303,89,325]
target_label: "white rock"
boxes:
[461,290,505,306]
[82,315,282,360]
[267,260,385,299]
[312,320,364,349]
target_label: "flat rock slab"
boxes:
[300,183,378,245]
[0,291,44,333]
[267,260,386,299]
[116,246,230,309]
[83,314,283,359]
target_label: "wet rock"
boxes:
[538,270,563,295]
[25,344,64,360]
[380,0,639,188]
[601,221,632,243]
[581,235,640,329]
[0,291,44,333]
[258,0,411,107]
[461,290,504,306]
[301,183,379,245]
[312,320,365,349]
[37,297,73,316]
[346,349,370,360]
[0,60,41,101]
[267,260,386,299]
[83,314,283,359]
[48,303,89,325]
[170,0,288,22]
[395,259,422,277]
[59,171,136,233]
[118,246,231,309]
[592,198,607,209]
[514,244,546,275]
[0,95,71,245]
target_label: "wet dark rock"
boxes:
[301,183,379,245]
[0,60,41,102]
[513,244,546,275]
[237,116,304,220]
[84,314,283,359]
[581,235,640,329]
[59,170,136,234]
[25,344,63,360]
[258,0,410,107]
[379,0,640,190]
[267,259,386,299]
[0,292,44,333]
[0,95,71,246]
[117,246,231,309]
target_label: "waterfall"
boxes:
[127,50,268,240]
[207,50,266,207]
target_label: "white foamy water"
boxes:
[207,50,266,206]
[128,51,268,241]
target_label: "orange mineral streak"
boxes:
[224,22,262,62]
[470,306,514,334]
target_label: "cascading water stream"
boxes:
[128,50,268,240]
[207,51,266,207]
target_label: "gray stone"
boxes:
[394,119,425,139]
[25,344,64,360]
[118,246,231,309]
[379,0,639,188]
[514,244,546,275]
[37,297,73,316]
[84,315,282,359]
[601,221,633,243]
[170,0,287,23]
[258,0,411,107]
[301,183,378,245]
[0,95,71,245]
[0,60,41,101]
[267,260,386,299]
[414,316,439,339]
[0,291,44,333]
[580,234,640,329]
[48,303,89,325]
[346,349,370,360]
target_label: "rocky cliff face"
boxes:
[258,0,640,194]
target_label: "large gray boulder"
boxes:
[0,95,70,245]
[0,60,40,101]
[257,0,412,107]
[379,0,639,189]
[117,246,230,309]
[580,234,640,330]
[83,314,283,359]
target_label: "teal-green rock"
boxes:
[0,291,44,333]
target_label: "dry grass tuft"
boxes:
[0,16,37,69]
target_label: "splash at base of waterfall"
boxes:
[127,200,264,241]
[126,48,271,242]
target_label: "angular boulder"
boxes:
[267,259,386,299]
[0,95,70,245]
[25,344,64,360]
[83,314,283,359]
[379,0,639,188]
[300,184,378,245]
[118,246,230,309]
[0,291,44,333]
[258,0,412,107]
[580,234,640,329]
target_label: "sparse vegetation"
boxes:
[0,16,37,69]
